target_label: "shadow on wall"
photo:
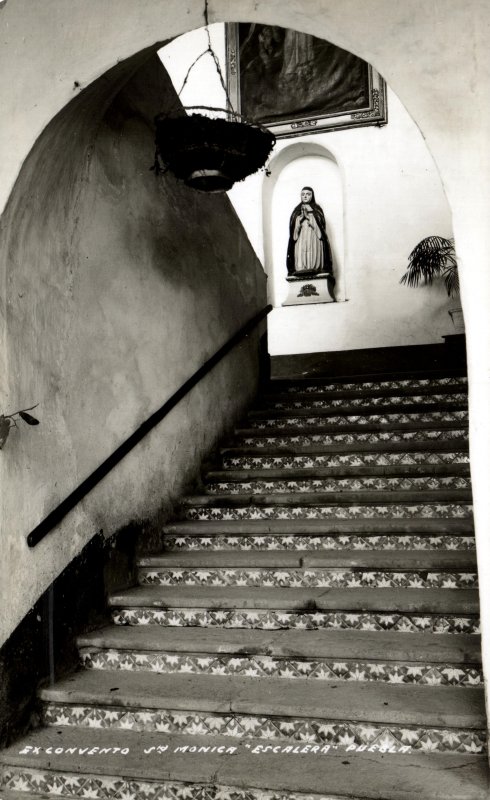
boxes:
[263,143,345,306]
[0,48,266,649]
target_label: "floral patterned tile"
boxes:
[139,567,478,590]
[283,378,467,394]
[247,410,468,429]
[112,608,480,635]
[79,649,483,687]
[0,767,440,800]
[268,393,467,410]
[238,430,468,448]
[164,534,475,552]
[222,452,469,470]
[184,504,473,522]
[206,477,471,495]
[41,706,486,754]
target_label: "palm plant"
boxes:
[401,236,459,297]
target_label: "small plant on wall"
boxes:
[0,405,39,450]
[401,235,459,296]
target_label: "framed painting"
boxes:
[226,23,387,137]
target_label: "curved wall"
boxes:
[0,52,266,645]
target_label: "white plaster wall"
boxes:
[159,27,454,354]
[1,0,490,729]
[233,88,455,355]
[0,53,266,647]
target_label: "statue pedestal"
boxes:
[282,273,335,306]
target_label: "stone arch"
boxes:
[1,0,489,692]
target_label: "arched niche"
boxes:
[263,143,345,306]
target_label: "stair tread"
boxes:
[0,729,486,800]
[77,626,482,663]
[38,671,486,727]
[237,424,468,438]
[139,550,477,569]
[182,491,473,506]
[163,518,475,534]
[108,585,479,613]
[248,406,467,421]
[261,385,467,400]
[222,440,469,455]
[206,465,472,480]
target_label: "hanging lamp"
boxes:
[153,5,275,193]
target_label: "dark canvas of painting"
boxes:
[227,24,387,137]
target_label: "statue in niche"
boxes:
[286,186,335,300]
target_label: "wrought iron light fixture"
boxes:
[153,3,275,193]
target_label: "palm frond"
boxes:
[400,236,458,293]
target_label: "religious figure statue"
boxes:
[286,187,335,301]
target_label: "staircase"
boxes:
[1,370,488,800]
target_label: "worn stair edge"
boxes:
[76,626,482,664]
[220,440,469,456]
[107,586,480,614]
[248,407,468,423]
[138,550,478,569]
[0,729,487,800]
[204,464,472,481]
[260,384,468,401]
[37,671,486,729]
[181,491,473,507]
[236,424,468,439]
[162,518,475,534]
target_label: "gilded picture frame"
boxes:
[226,23,388,137]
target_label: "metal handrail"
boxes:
[27,305,272,548]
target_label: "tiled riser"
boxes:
[248,411,468,428]
[139,569,478,589]
[185,505,472,521]
[206,477,472,494]
[287,375,468,392]
[41,705,486,755]
[112,608,480,635]
[223,453,469,470]
[0,769,355,800]
[238,431,468,447]
[79,650,483,687]
[264,394,467,409]
[164,535,476,551]
[281,378,467,393]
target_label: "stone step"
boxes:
[162,519,475,554]
[206,464,472,482]
[77,626,482,663]
[222,438,469,460]
[140,550,478,569]
[222,446,469,471]
[253,394,468,418]
[267,376,468,397]
[228,430,468,450]
[77,626,483,686]
[163,518,474,536]
[242,413,468,434]
[1,728,487,800]
[108,585,479,614]
[204,475,472,495]
[37,672,486,754]
[109,586,479,634]
[184,490,472,506]
[252,396,467,414]
[183,500,473,522]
